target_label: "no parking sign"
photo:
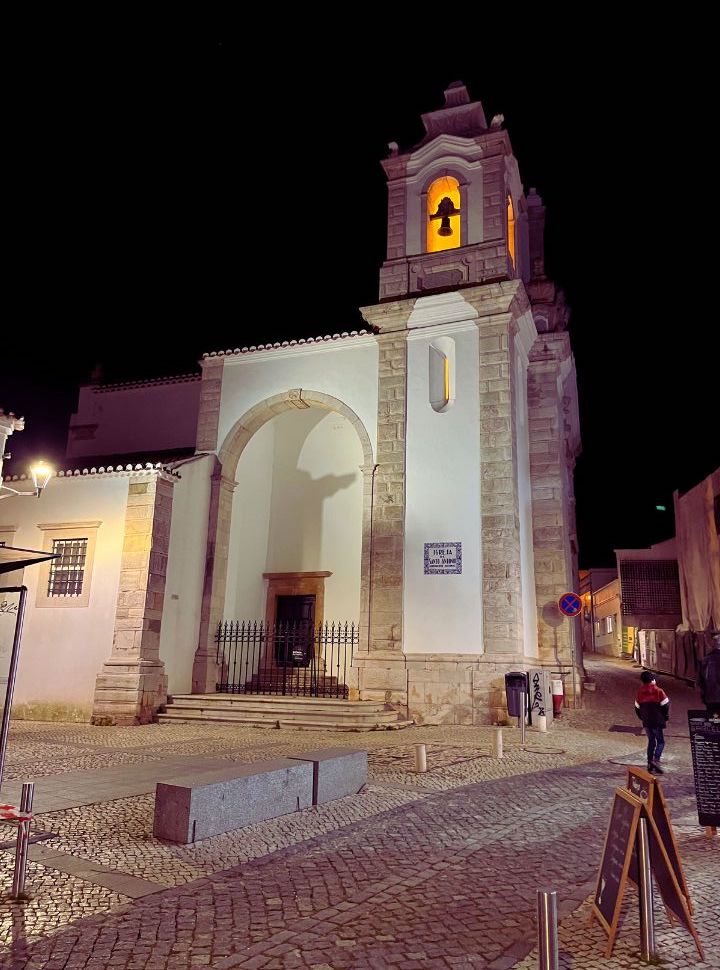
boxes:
[558,592,582,617]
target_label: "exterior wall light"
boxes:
[0,461,53,499]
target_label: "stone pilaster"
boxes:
[354,299,415,704]
[195,356,224,452]
[192,459,236,693]
[464,283,528,657]
[92,473,174,725]
[527,332,581,671]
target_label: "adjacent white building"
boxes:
[1,82,581,725]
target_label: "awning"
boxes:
[0,544,58,576]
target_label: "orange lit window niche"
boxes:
[507,194,516,268]
[427,176,461,253]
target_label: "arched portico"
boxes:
[192,388,375,693]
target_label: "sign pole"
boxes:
[637,817,656,962]
[0,586,27,791]
[557,593,582,710]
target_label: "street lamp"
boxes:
[0,412,53,500]
[0,461,53,500]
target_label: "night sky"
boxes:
[3,31,717,568]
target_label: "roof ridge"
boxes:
[92,373,201,392]
[203,330,372,359]
[4,463,180,481]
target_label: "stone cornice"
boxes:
[461,280,530,320]
[407,291,479,331]
[360,299,416,333]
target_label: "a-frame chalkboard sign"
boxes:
[590,788,643,956]
[625,766,692,914]
[590,788,704,960]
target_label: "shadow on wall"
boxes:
[266,410,360,572]
[541,600,564,665]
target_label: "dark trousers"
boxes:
[645,725,665,764]
[706,702,720,717]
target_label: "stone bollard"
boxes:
[536,714,547,733]
[491,727,503,759]
[413,743,427,773]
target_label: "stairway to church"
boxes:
[243,670,347,698]
[158,694,414,732]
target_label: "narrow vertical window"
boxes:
[427,176,461,253]
[507,194,516,268]
[429,337,456,412]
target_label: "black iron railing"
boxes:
[215,620,357,698]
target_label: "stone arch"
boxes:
[218,388,374,478]
[192,388,374,693]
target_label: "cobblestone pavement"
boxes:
[0,657,717,968]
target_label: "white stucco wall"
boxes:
[67,378,201,459]
[215,339,378,461]
[226,421,275,621]
[159,455,213,694]
[227,409,364,623]
[404,303,483,653]
[0,474,129,716]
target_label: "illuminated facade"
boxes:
[1,82,581,725]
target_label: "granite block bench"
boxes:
[153,758,313,844]
[288,747,368,805]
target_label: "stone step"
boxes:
[162,703,399,725]
[157,710,413,732]
[167,700,371,716]
[161,694,413,732]
[170,693,379,710]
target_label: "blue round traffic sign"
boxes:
[558,592,582,617]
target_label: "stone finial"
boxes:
[420,82,487,142]
[444,81,470,107]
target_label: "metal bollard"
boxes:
[519,691,527,744]
[492,727,503,759]
[637,817,656,962]
[11,782,34,900]
[537,889,559,970]
[413,742,427,773]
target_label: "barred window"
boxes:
[48,538,88,597]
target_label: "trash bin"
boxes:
[505,671,529,718]
[551,679,564,717]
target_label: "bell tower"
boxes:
[379,81,527,301]
[355,81,582,725]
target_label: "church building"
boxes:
[1,82,581,726]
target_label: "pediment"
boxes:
[407,135,483,176]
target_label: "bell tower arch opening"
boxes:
[427,175,461,252]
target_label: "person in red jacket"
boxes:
[634,670,670,774]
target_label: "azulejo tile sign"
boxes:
[424,542,462,575]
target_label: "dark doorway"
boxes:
[274,594,316,666]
